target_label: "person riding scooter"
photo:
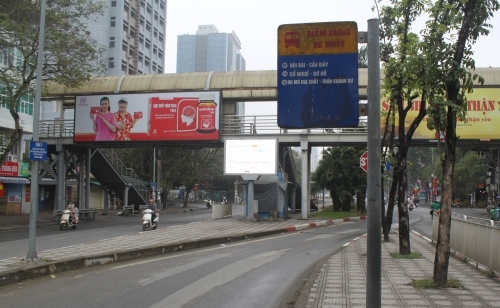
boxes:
[431,199,440,219]
[67,202,78,224]
[148,198,157,223]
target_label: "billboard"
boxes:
[224,139,278,175]
[277,21,359,129]
[382,88,500,139]
[74,91,220,142]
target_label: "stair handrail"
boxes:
[98,148,151,203]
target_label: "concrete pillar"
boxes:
[56,147,66,211]
[301,141,309,219]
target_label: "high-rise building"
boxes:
[42,0,167,120]
[86,0,167,76]
[176,25,246,73]
[176,25,246,115]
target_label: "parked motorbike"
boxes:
[409,204,415,211]
[142,209,159,231]
[60,209,77,231]
[204,198,214,209]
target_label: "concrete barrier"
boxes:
[212,203,232,219]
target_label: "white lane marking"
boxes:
[137,253,232,286]
[303,234,334,241]
[150,249,290,308]
[110,233,295,270]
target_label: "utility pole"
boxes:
[27,0,47,260]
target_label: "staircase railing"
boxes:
[98,148,151,203]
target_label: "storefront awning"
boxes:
[0,177,30,184]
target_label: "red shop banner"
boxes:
[0,161,19,176]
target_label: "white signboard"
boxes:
[224,139,278,175]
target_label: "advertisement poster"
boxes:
[7,184,21,202]
[74,91,221,143]
[381,88,500,140]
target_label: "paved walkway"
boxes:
[0,206,499,307]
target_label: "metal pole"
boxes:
[366,18,381,308]
[27,0,47,260]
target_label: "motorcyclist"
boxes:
[66,202,78,224]
[431,199,440,219]
[147,198,157,224]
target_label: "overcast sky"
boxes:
[164,0,500,115]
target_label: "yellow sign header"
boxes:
[278,22,358,56]
[381,88,500,139]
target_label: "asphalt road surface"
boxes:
[0,205,244,260]
[0,221,367,308]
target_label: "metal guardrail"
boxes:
[39,119,74,138]
[38,116,368,138]
[432,213,500,273]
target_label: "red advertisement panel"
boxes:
[73,91,221,143]
[0,161,19,176]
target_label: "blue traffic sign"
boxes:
[29,141,47,161]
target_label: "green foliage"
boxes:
[312,146,366,211]
[0,0,106,160]
[390,252,422,259]
[410,278,463,289]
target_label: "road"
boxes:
[0,205,244,260]
[0,221,367,308]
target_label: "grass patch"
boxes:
[390,252,422,259]
[310,205,364,220]
[410,278,464,289]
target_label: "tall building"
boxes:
[177,25,246,115]
[42,0,167,120]
[176,25,246,73]
[87,0,167,76]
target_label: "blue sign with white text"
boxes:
[277,53,359,128]
[29,141,48,161]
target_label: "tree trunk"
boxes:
[384,168,399,241]
[397,157,411,255]
[182,187,192,208]
[381,167,388,242]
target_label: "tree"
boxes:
[378,0,499,285]
[0,0,106,161]
[312,146,366,211]
[421,0,499,286]
[378,0,430,254]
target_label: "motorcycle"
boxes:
[142,209,159,231]
[409,203,415,211]
[60,209,77,231]
[204,198,213,209]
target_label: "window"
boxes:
[130,28,135,38]
[158,33,164,43]
[159,17,164,27]
[147,4,152,14]
[122,63,127,74]
[144,56,150,68]
[141,0,145,8]
[111,0,116,7]
[123,24,129,33]
[154,28,158,38]
[152,63,157,72]
[158,49,163,59]
[139,34,144,45]
[158,65,163,73]
[160,0,165,11]
[122,41,128,52]
[145,39,151,50]
[109,37,115,47]
[138,52,143,63]
[140,16,145,27]
[146,21,151,32]
[154,12,158,22]
[110,17,116,27]
[153,45,157,55]
[108,57,115,68]
[124,3,129,12]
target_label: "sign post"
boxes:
[360,151,368,173]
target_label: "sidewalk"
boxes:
[1,209,499,308]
